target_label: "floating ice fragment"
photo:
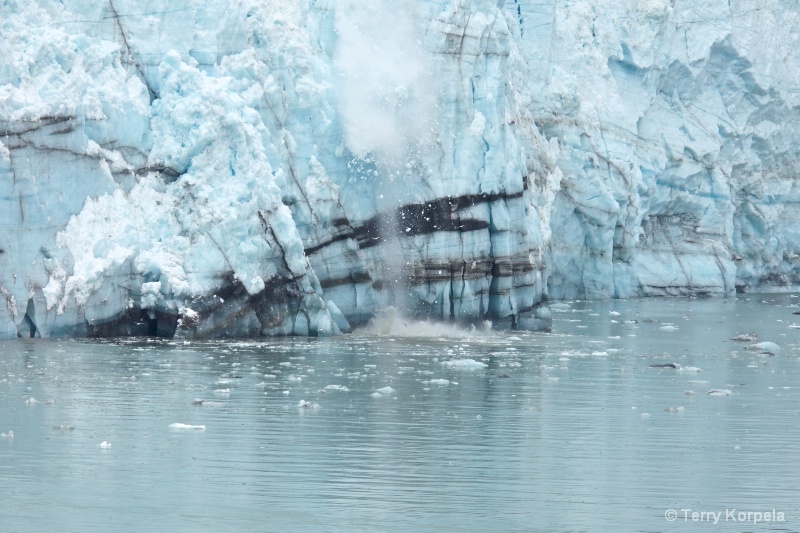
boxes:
[429,379,450,385]
[1,431,13,439]
[731,332,758,342]
[375,386,396,395]
[747,341,781,354]
[677,366,702,373]
[707,389,732,396]
[664,406,685,413]
[370,392,383,398]
[441,359,487,370]
[98,441,111,448]
[169,423,205,430]
[640,413,650,418]
[609,311,621,316]
[324,384,350,392]
[25,397,38,405]
[297,400,319,409]
[660,325,678,332]
[213,388,230,395]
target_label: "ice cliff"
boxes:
[1,0,799,338]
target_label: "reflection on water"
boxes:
[2,295,800,532]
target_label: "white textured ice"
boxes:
[2,0,800,339]
[441,359,487,370]
[169,423,206,430]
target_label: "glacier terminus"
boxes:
[2,0,799,338]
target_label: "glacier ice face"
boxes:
[1,0,550,337]
[515,0,800,298]
[2,0,800,339]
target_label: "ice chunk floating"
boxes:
[169,423,206,430]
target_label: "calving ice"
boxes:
[673,508,785,524]
[2,0,800,339]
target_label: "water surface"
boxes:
[2,295,800,532]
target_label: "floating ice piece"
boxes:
[213,388,231,395]
[664,406,685,413]
[25,397,38,405]
[609,311,621,316]
[98,441,111,448]
[370,392,383,398]
[0,431,13,439]
[441,359,487,370]
[677,366,702,373]
[660,325,678,332]
[375,386,396,395]
[169,423,206,430]
[747,341,781,354]
[731,332,758,342]
[640,413,651,418]
[324,384,350,392]
[297,400,319,409]
[707,389,732,396]
[429,379,450,385]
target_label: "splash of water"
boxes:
[358,306,494,338]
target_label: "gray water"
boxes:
[2,295,800,532]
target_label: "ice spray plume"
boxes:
[333,0,436,166]
[334,0,439,318]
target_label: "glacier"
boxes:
[1,0,799,339]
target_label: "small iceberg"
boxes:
[732,332,758,342]
[428,379,450,385]
[1,431,13,439]
[707,389,732,396]
[98,441,111,448]
[441,359,487,370]
[746,341,781,355]
[297,400,320,409]
[375,386,396,395]
[169,423,206,430]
